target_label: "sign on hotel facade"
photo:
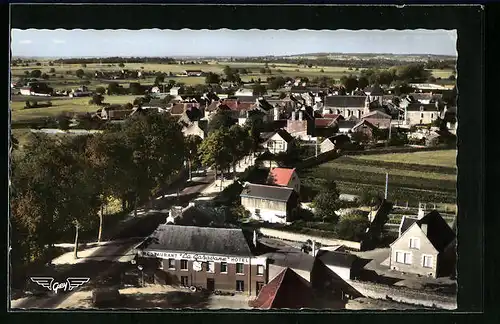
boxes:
[139,250,267,266]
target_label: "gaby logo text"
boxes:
[30,277,90,294]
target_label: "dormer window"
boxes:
[409,238,420,249]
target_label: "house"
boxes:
[363,84,385,102]
[389,210,456,278]
[336,120,358,134]
[323,96,369,119]
[361,110,392,129]
[351,120,379,141]
[408,92,443,104]
[235,88,255,97]
[286,108,318,140]
[263,129,294,154]
[404,103,441,125]
[137,225,268,295]
[182,120,208,140]
[260,247,316,283]
[267,167,300,193]
[320,134,350,153]
[248,267,315,309]
[316,250,358,282]
[182,70,203,77]
[170,86,184,96]
[240,183,300,224]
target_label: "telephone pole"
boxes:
[384,171,389,199]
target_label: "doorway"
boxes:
[206,278,215,291]
[256,282,264,295]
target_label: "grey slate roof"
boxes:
[318,250,358,268]
[141,224,252,256]
[337,120,358,129]
[416,211,455,252]
[406,103,440,112]
[399,216,418,235]
[241,183,295,202]
[324,96,367,108]
[262,248,315,272]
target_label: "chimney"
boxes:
[253,230,258,248]
[312,240,316,256]
[417,203,426,219]
[274,106,280,121]
[298,110,303,121]
[421,224,428,236]
[291,110,297,120]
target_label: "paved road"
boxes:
[12,172,215,310]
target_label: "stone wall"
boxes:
[258,227,362,250]
[347,279,457,310]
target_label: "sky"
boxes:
[11,29,457,58]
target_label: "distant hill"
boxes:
[280,52,457,62]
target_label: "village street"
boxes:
[11,171,216,310]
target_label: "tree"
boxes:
[154,74,165,85]
[350,131,371,144]
[184,135,203,180]
[75,69,85,79]
[448,75,456,81]
[95,86,106,95]
[129,82,143,95]
[81,63,87,68]
[199,129,233,185]
[205,72,221,85]
[41,73,49,80]
[208,110,236,133]
[395,64,431,83]
[120,113,186,216]
[259,68,266,74]
[252,83,267,96]
[359,189,382,207]
[107,82,122,95]
[56,114,71,130]
[357,76,369,89]
[339,75,358,93]
[335,212,370,241]
[267,76,286,91]
[30,70,42,78]
[49,68,56,73]
[118,63,125,67]
[228,125,252,178]
[90,93,104,105]
[312,181,341,224]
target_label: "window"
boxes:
[168,259,176,270]
[220,262,228,273]
[257,265,264,275]
[236,263,244,274]
[207,262,215,273]
[422,255,433,268]
[236,280,245,292]
[180,276,189,287]
[158,260,164,270]
[421,113,424,118]
[395,252,412,265]
[180,259,188,270]
[431,113,434,119]
[255,209,261,217]
[409,238,420,249]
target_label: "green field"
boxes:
[352,150,457,168]
[10,95,139,122]
[299,150,457,206]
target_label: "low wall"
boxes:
[347,279,457,310]
[296,150,340,170]
[258,227,362,250]
[343,145,453,156]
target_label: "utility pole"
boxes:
[387,122,392,147]
[315,137,318,157]
[384,171,389,199]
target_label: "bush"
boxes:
[95,86,106,95]
[49,68,56,73]
[118,63,125,68]
[335,212,370,241]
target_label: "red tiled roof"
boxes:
[314,118,336,128]
[249,268,314,309]
[268,168,295,187]
[322,113,343,121]
[171,103,200,115]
